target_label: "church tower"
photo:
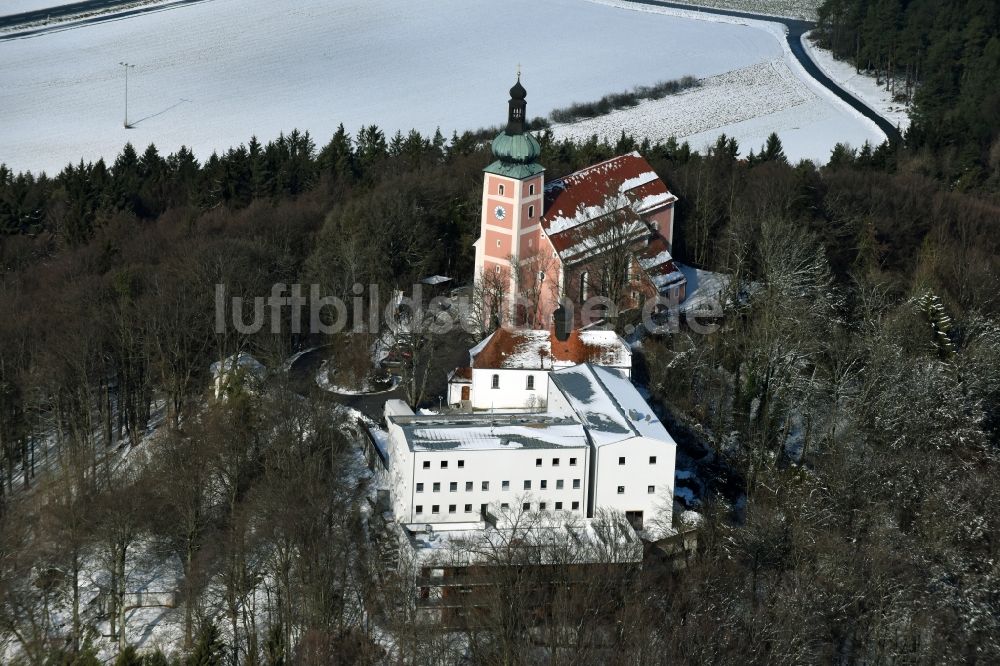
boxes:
[473,77,545,325]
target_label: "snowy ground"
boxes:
[1,0,883,174]
[1,0,70,15]
[570,0,885,162]
[646,0,822,20]
[802,31,912,133]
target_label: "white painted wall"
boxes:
[385,425,591,528]
[470,368,547,411]
[592,436,676,529]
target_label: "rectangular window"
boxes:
[458,459,465,468]
[502,480,510,490]
[465,481,473,491]
[648,485,655,494]
[448,505,456,514]
[416,505,423,514]
[449,482,457,492]
[480,503,488,515]
[535,458,542,467]
[464,504,472,513]
[416,483,424,493]
[569,457,577,466]
[539,502,547,511]
[441,461,448,469]
[526,375,535,390]
[540,480,547,489]
[649,456,657,464]
[491,374,500,389]
[522,502,531,512]
[501,502,509,510]
[617,486,625,494]
[556,479,564,489]
[555,501,563,510]
[528,204,535,218]
[618,456,625,465]
[529,183,535,195]
[432,482,440,492]
[573,479,581,489]
[482,481,489,491]
[524,480,531,490]
[572,501,580,510]
[552,458,560,466]
[423,461,430,469]
[432,505,440,513]
[499,184,505,196]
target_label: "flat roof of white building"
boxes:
[388,413,589,452]
[550,363,672,446]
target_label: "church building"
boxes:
[473,79,687,328]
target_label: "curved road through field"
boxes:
[622,0,903,143]
[1,0,902,143]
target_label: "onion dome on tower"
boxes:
[485,75,544,179]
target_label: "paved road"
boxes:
[623,0,903,143]
[0,0,210,40]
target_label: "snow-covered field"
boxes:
[649,0,822,20]
[0,0,70,16]
[1,0,882,174]
[802,31,912,133]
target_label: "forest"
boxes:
[0,0,999,662]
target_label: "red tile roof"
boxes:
[470,328,631,370]
[541,151,677,253]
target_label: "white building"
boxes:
[446,328,631,410]
[386,363,675,536]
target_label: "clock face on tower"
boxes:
[494,205,506,221]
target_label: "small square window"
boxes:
[555,501,563,510]
[573,479,581,489]
[482,481,489,491]
[432,505,440,513]
[464,504,472,513]
[501,502,509,510]
[458,460,465,468]
[570,458,577,466]
[535,458,542,467]
[540,480,547,489]
[449,482,457,492]
[423,461,430,469]
[416,505,423,514]
[465,481,473,491]
[432,482,440,492]
[556,480,564,489]
[539,502,547,511]
[522,502,531,511]
[449,505,456,514]
[649,456,657,464]
[416,483,424,492]
[618,457,625,465]
[441,461,448,469]
[572,501,580,510]
[524,480,531,490]
[617,486,625,494]
[502,480,510,490]
[553,458,560,466]
[648,485,655,494]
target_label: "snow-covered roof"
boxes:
[210,352,265,379]
[549,364,671,447]
[388,413,588,452]
[470,328,631,370]
[541,151,677,241]
[637,236,686,292]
